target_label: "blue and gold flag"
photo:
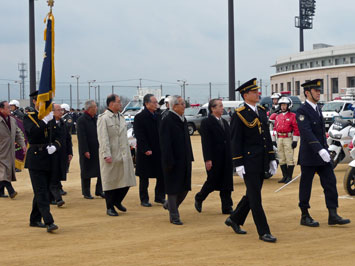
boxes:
[37,13,55,120]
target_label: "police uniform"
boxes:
[24,91,61,229]
[225,78,277,242]
[62,112,74,134]
[296,79,350,226]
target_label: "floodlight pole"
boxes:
[29,0,36,106]
[228,0,236,100]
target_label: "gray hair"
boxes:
[170,95,183,106]
[84,100,96,110]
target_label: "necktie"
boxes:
[316,106,321,116]
[255,107,259,116]
[219,119,224,130]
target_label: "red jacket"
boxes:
[273,112,299,138]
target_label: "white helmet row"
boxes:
[278,97,293,109]
[271,93,281,99]
[61,103,70,112]
[9,99,20,108]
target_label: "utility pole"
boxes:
[18,62,28,99]
[209,82,212,100]
[177,80,187,100]
[88,80,96,99]
[228,0,236,100]
[7,83,10,102]
[71,75,80,109]
[29,0,36,106]
[98,85,101,110]
[69,84,72,108]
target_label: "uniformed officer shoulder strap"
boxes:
[27,113,40,128]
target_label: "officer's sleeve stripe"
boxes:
[309,141,320,144]
[233,156,243,160]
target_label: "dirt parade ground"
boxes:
[1,134,354,266]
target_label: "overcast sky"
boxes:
[1,0,355,104]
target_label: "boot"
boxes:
[278,164,288,183]
[328,208,351,225]
[284,165,294,183]
[300,207,319,227]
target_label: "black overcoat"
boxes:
[77,112,100,179]
[133,108,163,178]
[199,115,233,191]
[50,119,73,181]
[159,111,194,194]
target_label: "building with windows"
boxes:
[270,44,355,101]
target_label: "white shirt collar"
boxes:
[306,99,317,111]
[245,102,257,112]
[170,110,185,122]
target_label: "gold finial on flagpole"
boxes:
[47,0,54,13]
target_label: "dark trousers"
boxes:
[49,178,62,202]
[105,187,130,210]
[81,176,102,196]
[139,176,165,203]
[195,179,233,212]
[0,181,15,195]
[299,164,338,209]
[167,191,188,221]
[28,169,54,225]
[230,172,270,236]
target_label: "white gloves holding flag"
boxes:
[236,166,246,179]
[46,145,57,155]
[42,111,54,124]
[269,160,277,176]
[318,149,331,163]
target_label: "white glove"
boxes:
[236,166,245,179]
[318,149,331,163]
[269,160,277,176]
[42,112,54,124]
[46,145,57,155]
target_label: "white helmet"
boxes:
[61,103,70,112]
[278,97,293,109]
[271,93,281,99]
[9,100,20,108]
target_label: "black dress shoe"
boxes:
[225,217,247,234]
[107,208,119,216]
[170,219,183,225]
[300,215,320,227]
[60,189,67,196]
[47,223,59,232]
[30,221,46,228]
[222,207,233,215]
[95,192,105,199]
[0,194,8,198]
[194,198,202,213]
[259,233,277,243]
[83,195,94,199]
[50,200,57,205]
[9,191,18,199]
[116,203,127,212]
[154,199,166,204]
[56,200,65,207]
[141,201,152,207]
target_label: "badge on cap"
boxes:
[299,115,305,121]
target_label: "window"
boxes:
[300,63,304,69]
[310,62,314,68]
[275,84,278,92]
[292,65,295,70]
[295,81,300,95]
[280,83,284,92]
[287,82,291,91]
[351,57,355,63]
[331,78,339,93]
[347,77,355,88]
[321,60,325,66]
[343,58,347,64]
[335,58,339,65]
[271,84,274,92]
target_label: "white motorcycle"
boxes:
[327,117,354,168]
[343,133,355,195]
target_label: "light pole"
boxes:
[88,80,96,99]
[14,81,22,99]
[177,80,188,100]
[91,85,98,103]
[29,0,36,107]
[228,0,236,100]
[71,75,80,109]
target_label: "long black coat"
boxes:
[50,119,73,181]
[199,115,233,191]
[77,112,100,179]
[133,108,163,178]
[159,112,194,194]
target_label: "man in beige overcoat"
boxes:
[0,101,26,198]
[97,94,136,216]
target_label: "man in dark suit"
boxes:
[195,99,233,214]
[77,100,104,199]
[159,95,194,225]
[296,79,350,227]
[49,104,73,207]
[225,78,277,243]
[134,94,165,207]
[23,91,59,232]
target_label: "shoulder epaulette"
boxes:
[27,112,35,115]
[257,105,265,110]
[27,113,40,128]
[236,106,245,112]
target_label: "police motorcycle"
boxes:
[343,130,355,195]
[327,117,354,168]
